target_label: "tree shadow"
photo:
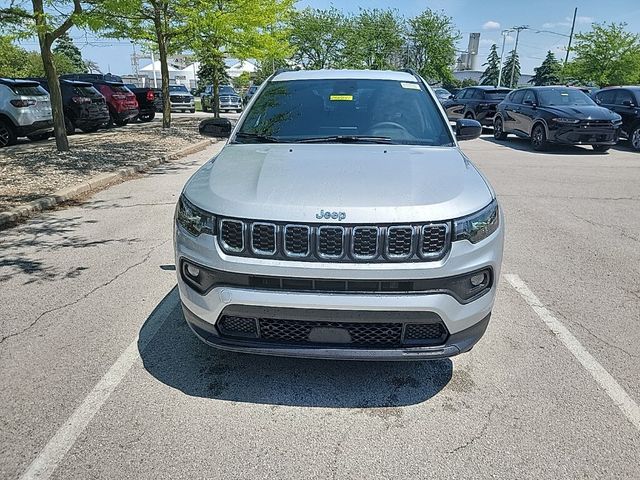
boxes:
[0,213,139,284]
[139,288,453,408]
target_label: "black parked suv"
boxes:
[593,86,640,151]
[30,78,109,134]
[494,86,622,152]
[443,86,512,126]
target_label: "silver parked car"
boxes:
[175,69,504,360]
[0,78,53,146]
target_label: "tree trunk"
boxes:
[154,11,171,129]
[213,75,220,119]
[33,0,69,151]
[41,45,69,151]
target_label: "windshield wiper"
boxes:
[234,132,280,143]
[296,135,393,144]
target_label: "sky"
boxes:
[10,0,640,76]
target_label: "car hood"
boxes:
[183,144,493,224]
[542,105,618,120]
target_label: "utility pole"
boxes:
[509,25,528,88]
[565,7,577,65]
[497,29,513,87]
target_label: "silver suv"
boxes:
[0,78,53,147]
[174,70,504,360]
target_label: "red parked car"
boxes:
[60,74,139,127]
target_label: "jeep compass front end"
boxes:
[174,69,504,360]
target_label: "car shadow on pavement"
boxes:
[479,135,608,155]
[139,287,453,408]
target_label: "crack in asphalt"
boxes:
[569,213,640,244]
[0,239,170,346]
[447,404,497,455]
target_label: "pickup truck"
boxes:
[124,84,162,122]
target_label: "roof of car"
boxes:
[0,78,41,87]
[467,86,512,90]
[272,69,418,82]
[596,85,640,91]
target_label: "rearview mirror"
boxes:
[455,118,482,141]
[199,118,232,138]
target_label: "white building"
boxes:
[137,58,258,89]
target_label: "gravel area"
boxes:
[0,117,205,211]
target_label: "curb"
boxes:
[0,139,214,229]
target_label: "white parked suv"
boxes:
[0,78,53,147]
[174,69,504,360]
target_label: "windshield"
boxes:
[236,78,453,146]
[434,88,450,97]
[219,86,237,95]
[485,90,510,100]
[538,88,596,107]
[169,85,189,93]
[108,84,131,93]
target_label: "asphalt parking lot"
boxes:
[1,134,639,479]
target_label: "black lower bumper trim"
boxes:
[181,304,490,361]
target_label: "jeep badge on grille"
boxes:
[316,210,346,221]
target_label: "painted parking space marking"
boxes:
[505,274,640,432]
[18,289,179,480]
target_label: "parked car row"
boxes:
[0,74,188,147]
[441,84,639,152]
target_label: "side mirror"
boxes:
[455,118,482,141]
[199,118,232,138]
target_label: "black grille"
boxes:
[284,225,310,256]
[218,316,258,338]
[387,227,414,257]
[318,227,344,258]
[259,318,403,346]
[216,217,450,262]
[220,220,243,251]
[421,225,448,256]
[404,323,447,342]
[170,95,191,103]
[352,227,378,257]
[251,223,276,254]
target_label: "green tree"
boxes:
[407,9,460,84]
[53,32,86,73]
[0,36,78,77]
[503,50,521,87]
[343,9,404,70]
[530,51,562,86]
[564,22,640,86]
[88,0,190,128]
[289,7,348,69]
[1,0,85,151]
[186,0,293,117]
[480,44,500,86]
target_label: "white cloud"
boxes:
[482,20,501,30]
[542,16,593,29]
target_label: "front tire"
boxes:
[592,145,610,152]
[630,125,640,151]
[531,123,548,151]
[139,112,155,122]
[190,109,195,113]
[114,117,129,127]
[493,117,508,140]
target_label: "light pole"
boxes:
[497,29,513,87]
[509,25,529,88]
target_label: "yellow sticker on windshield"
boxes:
[401,82,421,90]
[330,95,353,101]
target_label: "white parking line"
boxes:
[505,274,640,432]
[18,290,179,480]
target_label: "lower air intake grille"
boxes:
[218,316,258,338]
[404,323,447,343]
[259,318,403,346]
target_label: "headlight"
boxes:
[453,199,499,244]
[176,195,215,236]
[552,117,580,124]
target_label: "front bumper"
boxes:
[174,213,504,360]
[171,101,195,110]
[549,124,620,145]
[183,303,491,360]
